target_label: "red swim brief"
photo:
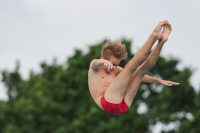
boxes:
[100,95,129,115]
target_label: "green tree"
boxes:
[0,38,198,133]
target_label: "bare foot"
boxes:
[162,24,172,42]
[153,20,168,40]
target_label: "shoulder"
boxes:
[89,59,103,72]
[89,59,98,68]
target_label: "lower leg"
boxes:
[124,40,165,106]
[124,20,169,70]
[141,23,172,72]
[140,40,165,73]
[124,24,172,106]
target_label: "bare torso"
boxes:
[88,62,121,108]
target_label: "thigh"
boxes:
[124,67,146,107]
[104,69,133,104]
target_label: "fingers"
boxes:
[171,82,180,86]
[161,80,180,86]
[103,60,113,71]
[167,81,180,86]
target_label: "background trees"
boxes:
[0,39,199,133]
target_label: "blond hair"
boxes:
[101,40,127,60]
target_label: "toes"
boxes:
[160,20,168,25]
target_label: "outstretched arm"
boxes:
[142,75,179,86]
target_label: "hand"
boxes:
[103,60,113,72]
[160,80,180,86]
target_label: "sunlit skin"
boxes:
[88,20,179,111]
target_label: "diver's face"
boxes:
[107,55,121,71]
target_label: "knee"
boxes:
[138,62,154,74]
[133,54,147,67]
[142,60,155,71]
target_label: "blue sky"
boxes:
[0,0,200,99]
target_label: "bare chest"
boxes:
[88,67,118,89]
[99,72,115,84]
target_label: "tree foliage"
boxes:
[0,38,199,133]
